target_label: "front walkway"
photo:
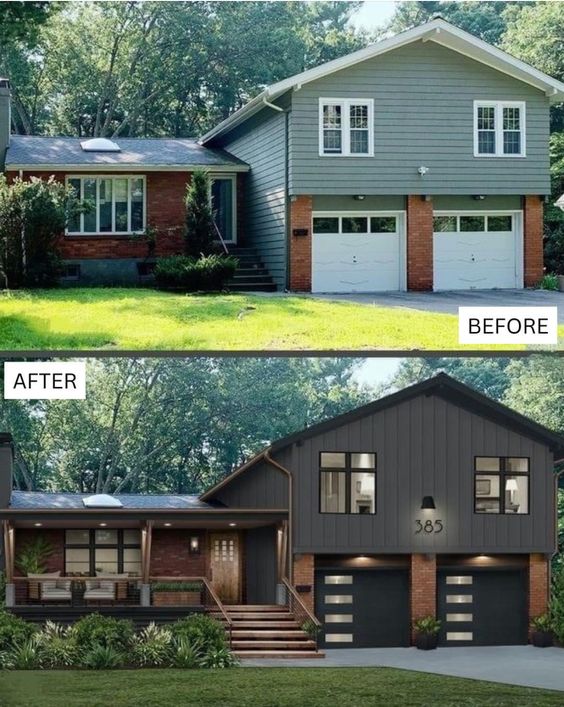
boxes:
[241,646,564,692]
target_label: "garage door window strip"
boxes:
[313,215,397,235]
[319,452,376,514]
[433,215,513,233]
[474,456,529,515]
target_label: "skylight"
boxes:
[82,494,123,508]
[80,138,121,153]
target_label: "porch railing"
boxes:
[11,575,141,606]
[282,576,321,651]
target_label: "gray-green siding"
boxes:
[279,392,555,555]
[289,41,550,196]
[220,109,288,289]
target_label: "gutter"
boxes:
[264,448,294,582]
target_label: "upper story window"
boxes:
[474,456,529,514]
[319,452,376,514]
[474,101,526,157]
[319,99,374,157]
[67,175,145,235]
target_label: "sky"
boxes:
[350,1,398,31]
[353,357,402,386]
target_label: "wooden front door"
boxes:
[209,532,241,603]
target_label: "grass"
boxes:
[0,288,546,351]
[1,667,563,707]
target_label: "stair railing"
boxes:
[213,220,230,254]
[282,577,321,651]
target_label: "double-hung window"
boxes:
[319,99,374,156]
[474,101,525,157]
[320,452,376,514]
[474,456,529,514]
[67,175,146,235]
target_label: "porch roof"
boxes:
[10,490,212,510]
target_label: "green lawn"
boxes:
[1,667,562,707]
[0,288,539,350]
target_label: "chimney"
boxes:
[0,78,11,170]
[0,433,13,507]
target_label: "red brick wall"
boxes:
[292,553,314,611]
[407,196,433,291]
[149,529,207,578]
[13,529,65,603]
[410,554,436,640]
[289,195,312,291]
[529,553,549,623]
[523,195,544,287]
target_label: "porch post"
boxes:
[140,521,152,607]
[276,521,289,605]
[3,520,15,607]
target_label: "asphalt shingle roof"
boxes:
[10,490,213,510]
[5,136,247,168]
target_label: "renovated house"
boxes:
[1,373,562,656]
[1,17,564,292]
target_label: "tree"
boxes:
[184,170,216,256]
[0,1,55,45]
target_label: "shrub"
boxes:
[10,637,43,670]
[413,616,442,635]
[170,614,227,652]
[530,613,553,633]
[37,621,80,669]
[0,571,5,607]
[537,274,559,291]
[184,169,217,257]
[81,643,124,670]
[0,611,36,651]
[154,254,238,292]
[152,582,202,593]
[301,619,321,640]
[71,613,134,652]
[199,646,238,669]
[551,568,564,644]
[131,623,173,667]
[170,636,203,669]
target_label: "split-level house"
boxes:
[1,17,564,292]
[1,373,563,656]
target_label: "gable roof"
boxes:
[5,136,249,171]
[200,17,564,144]
[9,490,214,510]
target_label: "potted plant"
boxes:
[530,613,554,647]
[15,537,54,600]
[151,581,202,606]
[413,616,441,650]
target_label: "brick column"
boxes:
[406,196,433,291]
[523,195,544,287]
[529,553,549,623]
[289,195,312,291]
[292,553,314,611]
[410,554,436,641]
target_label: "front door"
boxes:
[211,176,237,244]
[209,532,241,603]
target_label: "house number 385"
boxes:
[415,519,444,534]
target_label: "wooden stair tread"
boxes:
[231,621,301,629]
[232,630,307,637]
[232,640,316,649]
[235,651,325,659]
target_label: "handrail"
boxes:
[213,220,230,254]
[282,577,321,626]
[13,575,137,582]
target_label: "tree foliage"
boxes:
[184,170,216,256]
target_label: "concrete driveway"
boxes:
[241,646,564,692]
[312,290,564,324]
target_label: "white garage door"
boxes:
[433,212,521,290]
[312,213,404,293]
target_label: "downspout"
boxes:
[262,97,284,113]
[264,448,293,583]
[284,109,290,292]
[551,460,564,595]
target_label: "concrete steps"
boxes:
[228,247,277,292]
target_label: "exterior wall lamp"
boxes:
[189,535,200,554]
[421,496,436,510]
[353,194,365,201]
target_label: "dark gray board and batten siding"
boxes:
[210,459,289,510]
[245,525,278,604]
[218,106,289,289]
[288,41,550,195]
[283,392,555,555]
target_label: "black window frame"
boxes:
[64,528,141,576]
[473,456,530,516]
[319,451,377,515]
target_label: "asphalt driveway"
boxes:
[241,646,564,692]
[313,290,564,324]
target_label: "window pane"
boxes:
[446,595,473,603]
[65,548,90,575]
[313,217,339,234]
[323,104,341,129]
[350,130,368,154]
[94,548,118,574]
[349,104,368,129]
[324,130,342,153]
[130,178,144,232]
[370,217,396,233]
[324,595,352,604]
[433,216,457,233]
[320,452,346,468]
[505,475,528,514]
[447,614,473,622]
[506,457,528,473]
[323,104,342,154]
[475,474,500,514]
[114,178,128,232]
[324,576,353,584]
[503,131,521,155]
[351,453,375,469]
[320,471,346,513]
[95,529,118,545]
[325,614,353,622]
[446,576,472,585]
[447,632,473,641]
[123,548,142,575]
[83,178,97,232]
[65,529,89,545]
[123,530,141,545]
[503,107,520,131]
[351,471,375,514]
[68,179,81,232]
[325,633,353,642]
[460,216,485,232]
[478,132,496,154]
[488,215,512,232]
[475,457,500,472]
[99,179,113,232]
[477,106,495,130]
[342,217,368,233]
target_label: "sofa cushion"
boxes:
[56,579,71,591]
[99,580,116,593]
[85,580,100,591]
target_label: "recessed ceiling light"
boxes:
[99,523,107,527]
[34,522,42,527]
[164,523,172,527]
[229,522,236,527]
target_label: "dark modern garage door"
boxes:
[315,569,410,648]
[437,569,527,646]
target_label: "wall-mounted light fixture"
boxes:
[555,194,564,212]
[472,195,486,201]
[353,194,366,201]
[417,165,429,176]
[189,536,200,554]
[421,496,436,510]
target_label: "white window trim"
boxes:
[319,98,374,157]
[473,100,526,158]
[65,174,147,236]
[209,173,237,244]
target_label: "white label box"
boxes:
[458,307,558,345]
[4,362,86,400]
